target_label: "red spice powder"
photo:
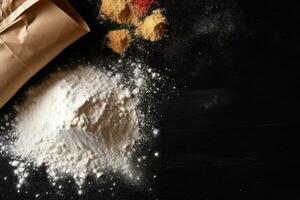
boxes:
[131,0,159,17]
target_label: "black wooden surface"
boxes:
[0,0,298,199]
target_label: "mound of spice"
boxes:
[136,9,166,41]
[100,0,167,54]
[107,29,132,54]
[100,0,140,25]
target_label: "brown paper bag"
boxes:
[0,0,90,108]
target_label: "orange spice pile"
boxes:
[106,29,132,54]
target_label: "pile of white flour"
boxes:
[9,65,144,186]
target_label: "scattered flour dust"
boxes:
[0,63,159,189]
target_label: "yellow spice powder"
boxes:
[135,9,166,41]
[107,29,132,54]
[100,0,140,25]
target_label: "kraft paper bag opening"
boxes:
[0,0,90,108]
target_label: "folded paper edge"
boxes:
[0,0,39,32]
[50,0,90,32]
[0,0,90,109]
[0,0,90,33]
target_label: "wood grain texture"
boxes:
[0,0,298,199]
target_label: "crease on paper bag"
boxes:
[0,0,90,108]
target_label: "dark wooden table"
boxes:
[0,0,298,199]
